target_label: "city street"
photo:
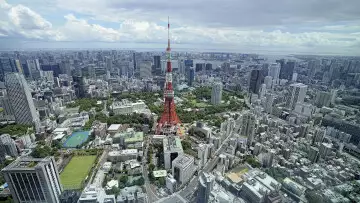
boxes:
[143,135,160,202]
[178,131,233,201]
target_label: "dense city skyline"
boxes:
[1,1,360,203]
[1,0,360,55]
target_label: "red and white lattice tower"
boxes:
[156,17,181,135]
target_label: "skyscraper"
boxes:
[287,83,308,110]
[2,157,62,203]
[184,59,193,77]
[197,172,215,203]
[279,61,295,80]
[26,59,41,80]
[249,69,264,94]
[308,60,321,78]
[188,67,195,86]
[0,134,18,161]
[60,60,72,77]
[268,63,280,81]
[105,56,112,72]
[133,52,137,73]
[5,73,40,129]
[73,76,85,98]
[153,55,161,75]
[0,58,16,82]
[240,112,256,146]
[172,154,195,184]
[211,82,222,105]
[139,61,152,79]
[0,83,15,121]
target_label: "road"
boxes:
[178,131,234,201]
[87,149,108,187]
[143,135,160,203]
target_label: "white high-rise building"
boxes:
[259,84,266,99]
[211,82,222,105]
[139,61,152,79]
[0,134,18,160]
[172,154,195,185]
[197,172,215,203]
[163,136,183,169]
[2,157,62,203]
[268,63,280,81]
[5,73,40,130]
[198,144,210,167]
[240,112,256,145]
[26,59,41,80]
[264,76,273,89]
[287,83,308,110]
[264,93,274,114]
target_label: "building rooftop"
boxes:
[108,124,121,131]
[108,149,138,156]
[114,131,144,143]
[153,170,167,178]
[2,157,53,171]
[163,136,183,153]
[172,154,194,169]
[254,172,280,192]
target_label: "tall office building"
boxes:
[195,63,205,72]
[264,76,273,89]
[133,52,137,73]
[153,55,161,75]
[188,67,195,86]
[26,59,42,80]
[0,58,16,82]
[73,76,85,98]
[211,82,222,105]
[249,69,264,94]
[205,63,212,71]
[15,59,23,74]
[286,83,308,110]
[308,146,320,163]
[264,93,274,114]
[0,83,15,121]
[5,73,40,129]
[279,61,295,80]
[198,144,210,167]
[163,136,183,169]
[315,91,331,107]
[184,59,193,77]
[240,112,256,145]
[329,60,340,80]
[139,61,152,79]
[0,134,18,161]
[308,60,321,78]
[197,172,215,203]
[2,157,62,203]
[105,57,112,72]
[172,154,195,184]
[268,63,280,81]
[60,60,72,77]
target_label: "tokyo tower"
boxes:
[156,17,181,135]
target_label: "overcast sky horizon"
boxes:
[0,0,360,56]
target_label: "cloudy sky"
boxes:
[0,0,360,55]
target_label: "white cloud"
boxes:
[0,0,359,55]
[8,4,52,30]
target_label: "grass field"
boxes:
[63,131,90,148]
[190,99,208,108]
[60,155,96,189]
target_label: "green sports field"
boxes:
[60,155,96,189]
